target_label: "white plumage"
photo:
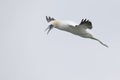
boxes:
[45,16,108,48]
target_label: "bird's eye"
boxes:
[49,24,53,28]
[50,24,53,27]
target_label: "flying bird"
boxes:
[45,16,108,48]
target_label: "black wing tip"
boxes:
[80,19,92,29]
[46,16,55,22]
[80,19,92,24]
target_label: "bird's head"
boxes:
[45,16,60,34]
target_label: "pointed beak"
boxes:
[45,25,53,34]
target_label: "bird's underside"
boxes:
[45,16,109,48]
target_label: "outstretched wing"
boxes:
[76,19,92,30]
[46,16,55,22]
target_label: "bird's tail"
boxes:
[90,37,109,48]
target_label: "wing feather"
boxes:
[76,19,92,30]
[46,16,55,22]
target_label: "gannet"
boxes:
[45,16,108,48]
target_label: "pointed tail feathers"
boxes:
[90,37,109,48]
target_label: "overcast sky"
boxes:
[0,0,120,80]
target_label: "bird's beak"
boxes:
[45,25,53,34]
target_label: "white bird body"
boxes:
[49,20,93,38]
[45,16,108,48]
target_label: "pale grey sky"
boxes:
[0,0,120,80]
